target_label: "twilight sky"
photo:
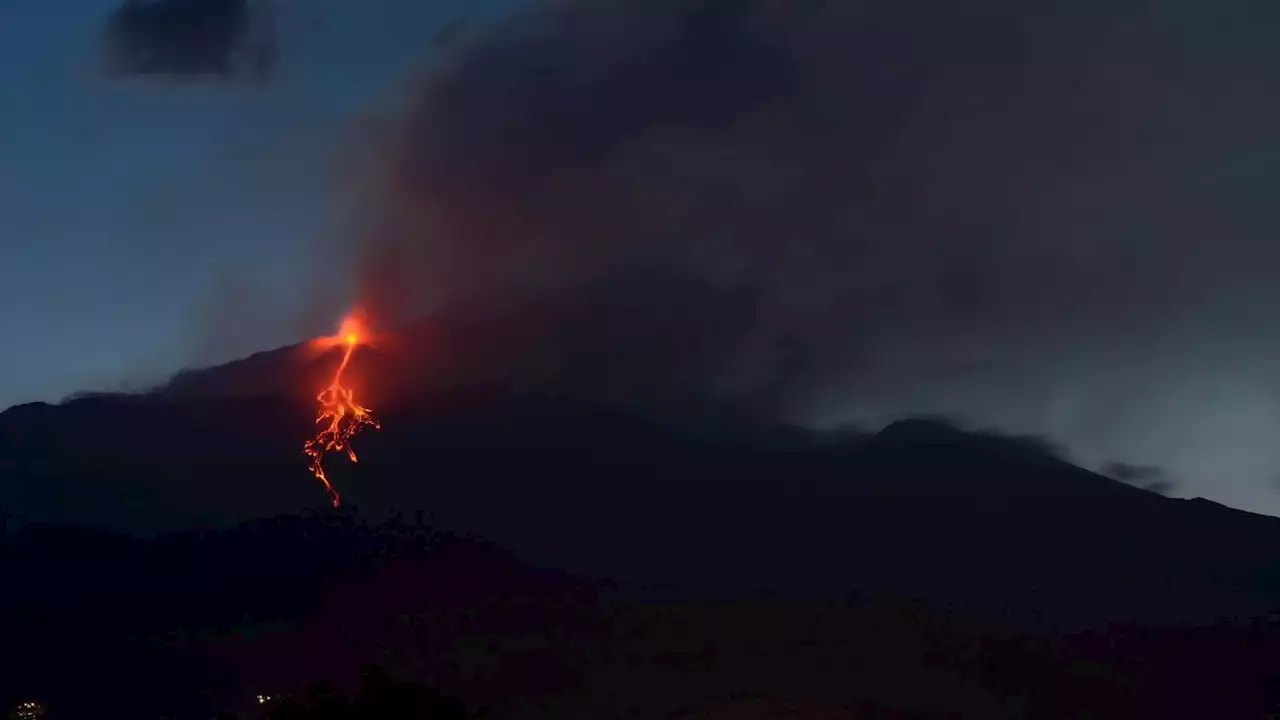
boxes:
[0,0,524,401]
[6,0,1280,515]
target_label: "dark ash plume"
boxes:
[336,0,1280,447]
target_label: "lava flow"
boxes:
[303,315,381,507]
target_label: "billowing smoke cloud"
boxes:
[330,0,1280,501]
[103,0,276,79]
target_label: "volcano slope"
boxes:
[5,319,1280,717]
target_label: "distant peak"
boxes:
[871,417,970,445]
[869,416,1074,469]
[0,400,53,421]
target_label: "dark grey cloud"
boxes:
[103,0,276,79]
[334,0,1280,494]
[1103,462,1177,496]
[1104,462,1162,485]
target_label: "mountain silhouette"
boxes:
[4,318,1280,627]
[8,319,1280,716]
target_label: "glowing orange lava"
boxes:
[303,315,380,507]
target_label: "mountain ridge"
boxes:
[3,326,1280,632]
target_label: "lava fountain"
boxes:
[303,314,381,507]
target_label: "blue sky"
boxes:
[0,0,525,408]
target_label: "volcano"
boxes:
[4,309,1280,631]
[9,313,1280,717]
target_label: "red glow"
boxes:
[303,313,381,507]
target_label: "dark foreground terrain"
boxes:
[5,501,1280,719]
[7,337,1280,717]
